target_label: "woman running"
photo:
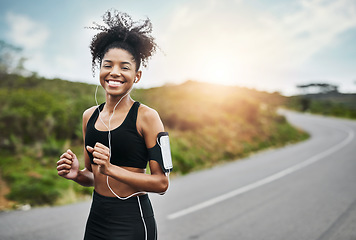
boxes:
[56,9,171,240]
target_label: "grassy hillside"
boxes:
[132,81,307,172]
[0,74,308,209]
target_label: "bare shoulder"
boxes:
[137,103,164,139]
[83,106,98,124]
[138,103,162,123]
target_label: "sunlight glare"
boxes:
[199,55,239,86]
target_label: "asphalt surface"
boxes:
[1,110,356,240]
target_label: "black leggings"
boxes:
[84,191,157,240]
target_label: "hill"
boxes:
[0,74,308,209]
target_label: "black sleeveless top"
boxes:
[85,102,149,169]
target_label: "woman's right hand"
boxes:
[57,149,80,180]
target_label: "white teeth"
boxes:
[108,81,123,86]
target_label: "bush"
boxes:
[6,173,61,206]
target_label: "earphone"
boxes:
[94,84,147,200]
[94,84,171,198]
[94,82,169,240]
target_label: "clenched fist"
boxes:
[57,149,80,180]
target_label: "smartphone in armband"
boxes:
[157,132,173,172]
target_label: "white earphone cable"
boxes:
[94,84,170,239]
[94,85,146,200]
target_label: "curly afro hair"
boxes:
[87,9,157,75]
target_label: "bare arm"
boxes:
[56,107,95,187]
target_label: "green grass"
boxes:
[0,74,308,208]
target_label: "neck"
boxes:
[105,94,132,113]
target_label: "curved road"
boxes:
[1,110,356,240]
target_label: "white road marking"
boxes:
[167,124,355,220]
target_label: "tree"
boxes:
[296,83,339,94]
[0,40,28,75]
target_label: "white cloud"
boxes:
[274,0,356,63]
[151,0,356,93]
[5,12,49,50]
[3,1,355,94]
[3,12,96,83]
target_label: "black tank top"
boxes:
[85,102,148,169]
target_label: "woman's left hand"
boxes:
[86,143,112,175]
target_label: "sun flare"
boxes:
[197,55,240,86]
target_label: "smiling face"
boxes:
[100,48,142,97]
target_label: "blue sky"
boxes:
[1,0,356,95]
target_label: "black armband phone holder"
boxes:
[148,132,173,173]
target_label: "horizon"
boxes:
[1,0,356,95]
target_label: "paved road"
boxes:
[1,111,356,240]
